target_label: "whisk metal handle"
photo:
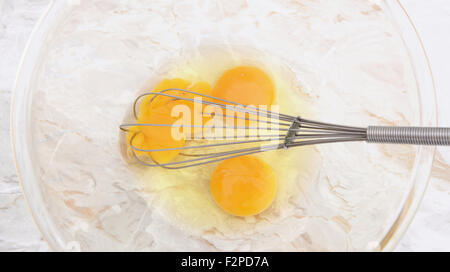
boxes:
[367,126,450,145]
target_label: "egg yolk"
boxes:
[213,66,275,107]
[126,129,151,157]
[210,156,277,217]
[128,78,212,164]
[138,103,185,164]
[138,78,191,118]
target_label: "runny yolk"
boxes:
[210,156,277,217]
[212,66,275,107]
[138,78,191,118]
[138,103,185,164]
[128,78,212,164]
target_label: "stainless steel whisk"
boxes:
[120,89,450,169]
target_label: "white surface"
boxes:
[0,0,448,251]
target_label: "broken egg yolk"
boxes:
[138,103,185,164]
[210,156,277,217]
[213,66,275,107]
[128,78,212,164]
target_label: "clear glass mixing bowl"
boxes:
[12,0,436,251]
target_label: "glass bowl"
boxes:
[12,0,436,251]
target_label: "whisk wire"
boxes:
[121,88,378,169]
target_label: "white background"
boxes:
[0,0,448,251]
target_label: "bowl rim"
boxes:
[10,0,438,251]
[10,0,57,251]
[377,0,438,251]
